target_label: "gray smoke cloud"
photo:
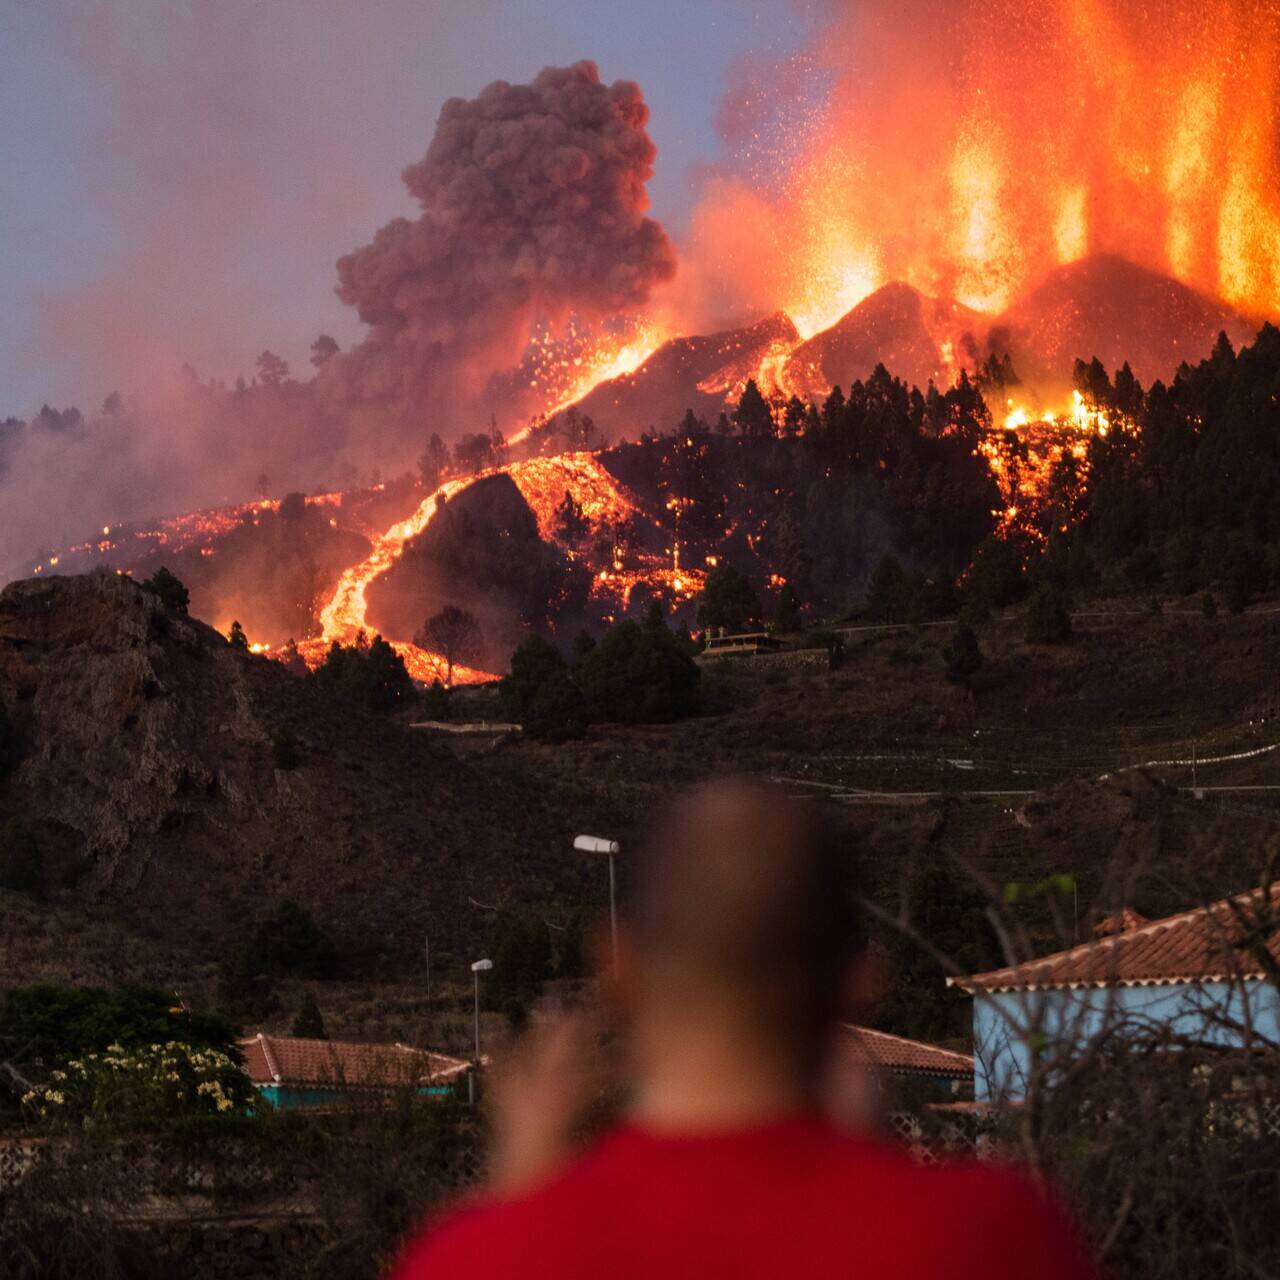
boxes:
[323,61,676,435]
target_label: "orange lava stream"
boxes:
[296,452,687,685]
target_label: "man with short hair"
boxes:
[394,779,1098,1279]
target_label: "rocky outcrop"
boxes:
[0,572,588,971]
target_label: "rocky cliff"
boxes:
[0,572,595,975]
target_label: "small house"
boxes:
[949,888,1280,1101]
[241,1034,471,1110]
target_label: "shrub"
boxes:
[421,679,451,721]
[770,583,802,633]
[271,728,301,770]
[864,553,910,622]
[1025,585,1072,643]
[697,562,760,633]
[252,900,337,979]
[1124,546,1163,588]
[0,819,42,893]
[315,633,413,713]
[0,984,241,1069]
[141,566,189,614]
[1201,591,1218,619]
[576,615,699,724]
[20,1042,251,1126]
[0,700,22,780]
[500,635,585,739]
[291,993,327,1040]
[943,624,983,683]
[486,916,553,1012]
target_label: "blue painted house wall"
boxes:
[255,1083,455,1110]
[972,979,1280,1101]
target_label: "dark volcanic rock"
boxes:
[571,312,799,437]
[784,283,985,395]
[0,571,592,971]
[997,253,1258,387]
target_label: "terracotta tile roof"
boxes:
[240,1034,470,1089]
[839,1023,975,1080]
[949,886,1280,993]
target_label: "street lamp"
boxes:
[469,958,492,1106]
[574,835,620,975]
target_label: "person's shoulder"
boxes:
[391,1141,618,1279]
[919,1159,1101,1280]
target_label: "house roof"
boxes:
[240,1034,470,1089]
[948,886,1280,993]
[839,1023,974,1080]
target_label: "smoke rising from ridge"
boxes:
[323,60,676,438]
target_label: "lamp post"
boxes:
[469,958,492,1106]
[574,835,620,975]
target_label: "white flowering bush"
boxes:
[20,1041,252,1126]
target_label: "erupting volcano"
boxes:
[8,0,1279,678]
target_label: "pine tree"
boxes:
[943,625,983,683]
[291,993,327,1040]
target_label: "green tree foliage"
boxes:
[314,633,413,712]
[0,701,21,781]
[252,900,337,979]
[422,679,451,720]
[228,620,249,651]
[485,916,553,1015]
[878,863,1001,1041]
[865,554,909,622]
[309,334,340,368]
[964,536,1027,612]
[552,490,589,544]
[1070,325,1280,580]
[1220,534,1265,614]
[415,605,483,688]
[0,820,42,893]
[576,614,700,724]
[291,993,327,1040]
[771,583,802,633]
[255,350,290,387]
[142,566,189,614]
[943,624,983,683]
[418,432,448,489]
[500,636,581,738]
[271,728,301,770]
[733,378,773,439]
[697,562,760,633]
[1026,585,1073,644]
[0,984,241,1069]
[218,902,336,1017]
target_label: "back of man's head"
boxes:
[630,778,863,1075]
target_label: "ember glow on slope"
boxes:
[685,0,1280,333]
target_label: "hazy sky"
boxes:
[1,1,815,413]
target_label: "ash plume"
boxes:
[323,61,676,440]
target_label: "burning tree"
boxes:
[415,605,484,688]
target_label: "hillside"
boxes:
[783,283,985,396]
[997,253,1258,387]
[0,573,619,986]
[2,572,1276,1052]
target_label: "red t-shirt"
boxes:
[392,1114,1099,1279]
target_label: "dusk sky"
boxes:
[1,1,816,413]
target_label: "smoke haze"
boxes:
[323,60,676,444]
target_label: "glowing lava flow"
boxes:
[296,452,693,685]
[294,475,498,685]
[506,324,667,448]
